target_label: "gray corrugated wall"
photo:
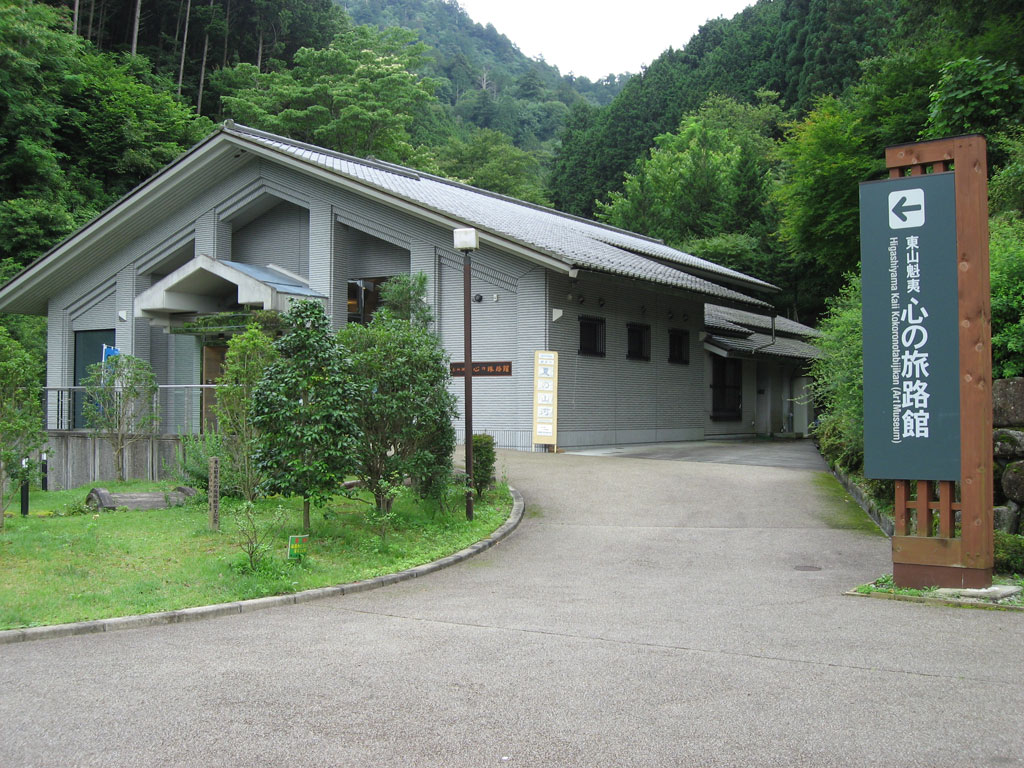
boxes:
[546,271,706,447]
[437,245,531,447]
[232,200,310,277]
[348,229,411,278]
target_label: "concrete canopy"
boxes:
[134,254,325,328]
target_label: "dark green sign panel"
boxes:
[860,172,960,480]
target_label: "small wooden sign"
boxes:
[450,361,512,377]
[288,534,309,560]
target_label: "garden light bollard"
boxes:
[20,458,29,516]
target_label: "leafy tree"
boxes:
[436,128,549,205]
[81,353,160,482]
[773,95,884,318]
[378,271,433,328]
[597,96,781,241]
[0,326,44,526]
[337,306,457,531]
[547,99,600,214]
[807,274,865,473]
[0,0,211,268]
[923,57,1024,142]
[989,213,1024,379]
[252,300,358,531]
[0,260,45,384]
[990,129,1024,216]
[216,22,441,165]
[211,323,278,500]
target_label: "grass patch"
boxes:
[0,482,512,630]
[812,472,887,536]
[854,573,1024,605]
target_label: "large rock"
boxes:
[1002,460,1024,505]
[993,429,1024,459]
[993,377,1024,427]
[993,501,1020,534]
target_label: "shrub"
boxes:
[989,213,1024,379]
[174,432,238,496]
[471,433,496,498]
[233,502,286,573]
[994,531,1024,575]
[808,274,865,472]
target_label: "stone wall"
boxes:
[993,377,1024,533]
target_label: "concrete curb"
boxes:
[844,589,1024,612]
[828,464,895,537]
[0,486,525,646]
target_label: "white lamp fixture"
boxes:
[454,228,479,251]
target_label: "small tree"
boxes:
[339,304,457,527]
[212,324,279,500]
[0,328,45,527]
[378,271,434,329]
[253,300,358,531]
[81,353,159,482]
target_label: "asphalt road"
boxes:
[1,444,1022,767]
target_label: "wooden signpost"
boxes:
[860,135,993,588]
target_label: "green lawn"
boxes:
[0,482,511,630]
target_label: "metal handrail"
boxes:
[42,384,219,435]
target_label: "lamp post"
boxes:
[454,227,478,521]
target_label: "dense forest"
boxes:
[1,0,1023,354]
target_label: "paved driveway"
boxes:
[566,437,828,470]
[1,448,1022,767]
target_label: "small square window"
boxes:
[668,328,690,364]
[626,323,650,361]
[579,315,606,357]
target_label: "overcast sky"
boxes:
[455,0,755,80]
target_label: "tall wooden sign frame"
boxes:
[884,135,992,588]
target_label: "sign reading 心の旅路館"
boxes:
[859,171,960,481]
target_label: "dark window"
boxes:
[626,323,650,361]
[579,315,606,357]
[347,277,388,324]
[74,329,116,428]
[668,328,690,364]
[711,357,743,421]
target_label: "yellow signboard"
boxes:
[532,350,558,446]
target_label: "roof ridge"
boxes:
[222,120,422,180]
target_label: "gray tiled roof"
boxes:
[706,331,821,361]
[705,304,820,338]
[224,123,775,309]
[703,304,820,361]
[224,261,325,297]
[704,314,752,337]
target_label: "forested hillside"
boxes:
[550,0,1024,327]
[2,0,1023,335]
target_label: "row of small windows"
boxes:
[578,316,690,364]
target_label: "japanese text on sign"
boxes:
[532,351,558,445]
[860,172,960,481]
